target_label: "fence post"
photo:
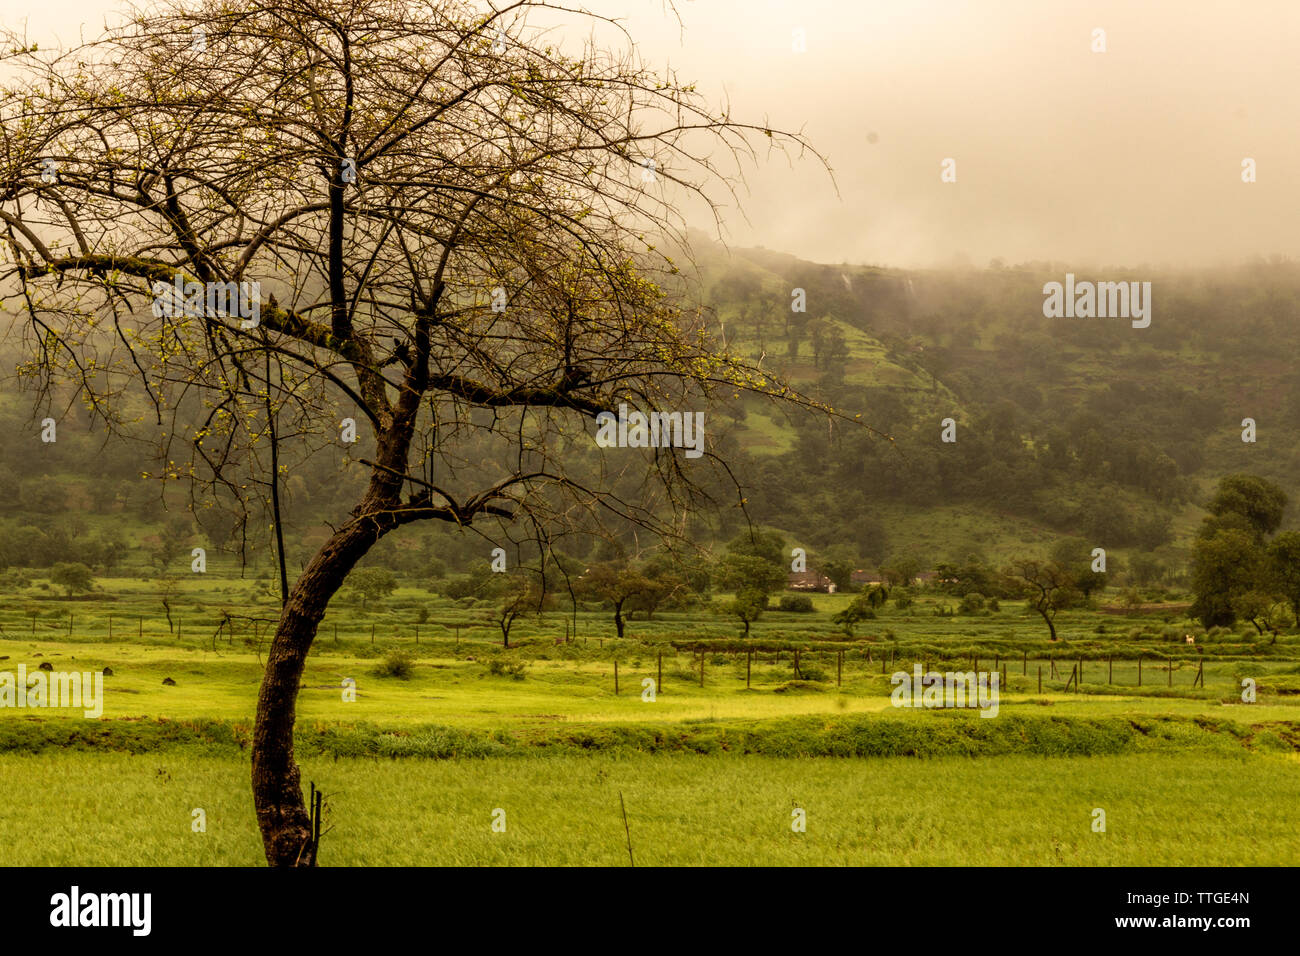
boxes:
[139,615,143,638]
[1108,656,1113,685]
[794,649,801,680]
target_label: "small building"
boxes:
[787,570,834,592]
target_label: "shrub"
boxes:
[443,575,480,600]
[486,658,527,680]
[959,592,986,614]
[374,650,414,679]
[893,587,914,610]
[778,594,815,613]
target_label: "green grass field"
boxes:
[2,575,1298,865]
[1,752,1294,865]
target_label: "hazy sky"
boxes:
[6,0,1300,267]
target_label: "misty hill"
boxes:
[682,233,1300,578]
[2,237,1299,587]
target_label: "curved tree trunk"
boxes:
[252,422,412,866]
[251,517,385,866]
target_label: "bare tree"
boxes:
[1004,558,1079,642]
[0,0,845,865]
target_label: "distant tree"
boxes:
[627,563,688,620]
[832,585,888,636]
[725,529,787,569]
[713,553,787,597]
[49,562,93,596]
[1004,558,1079,641]
[1190,529,1261,628]
[90,534,129,574]
[1231,590,1286,642]
[441,561,497,600]
[1202,474,1288,543]
[817,553,857,592]
[882,555,921,588]
[149,517,193,574]
[1050,537,1108,599]
[1189,475,1288,628]
[577,563,652,639]
[1128,553,1166,587]
[1265,531,1300,627]
[348,567,398,611]
[19,478,64,515]
[1133,513,1174,550]
[726,589,769,637]
[489,573,545,648]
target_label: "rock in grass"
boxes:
[102,667,113,676]
[38,661,53,672]
[162,677,176,686]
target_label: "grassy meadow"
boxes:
[2,573,1299,865]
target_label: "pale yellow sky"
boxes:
[5,0,1299,267]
